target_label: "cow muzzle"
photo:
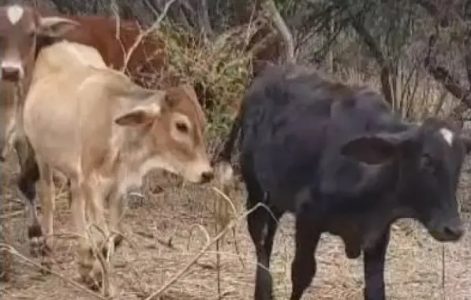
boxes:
[427,217,464,242]
[1,64,24,82]
[184,161,214,184]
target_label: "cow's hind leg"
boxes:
[290,204,321,300]
[246,185,283,300]
[363,228,390,300]
[14,137,42,257]
[79,182,111,291]
[70,180,102,290]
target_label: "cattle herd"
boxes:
[0,4,469,300]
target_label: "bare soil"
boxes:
[1,154,471,300]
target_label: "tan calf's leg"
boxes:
[86,183,112,256]
[77,181,113,292]
[37,161,54,249]
[36,160,55,268]
[109,190,126,250]
[70,180,98,287]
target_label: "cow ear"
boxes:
[340,136,398,165]
[340,129,419,165]
[38,17,79,38]
[115,103,162,126]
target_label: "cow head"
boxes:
[0,5,78,82]
[115,84,214,184]
[340,118,470,242]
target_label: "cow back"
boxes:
[239,65,406,209]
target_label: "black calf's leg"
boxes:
[247,193,283,300]
[363,229,390,300]
[290,208,321,300]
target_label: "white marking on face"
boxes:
[439,128,454,146]
[7,5,24,25]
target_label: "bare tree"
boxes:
[263,0,295,63]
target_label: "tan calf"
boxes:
[23,41,213,289]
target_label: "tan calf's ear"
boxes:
[115,103,162,126]
[38,17,80,38]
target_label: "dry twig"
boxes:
[0,243,107,300]
[121,0,177,72]
[144,203,264,300]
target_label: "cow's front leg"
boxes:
[108,190,126,250]
[363,228,390,300]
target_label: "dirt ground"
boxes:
[1,154,471,300]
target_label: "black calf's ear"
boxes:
[340,128,419,165]
[340,136,397,164]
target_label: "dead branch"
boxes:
[0,243,106,300]
[144,203,264,300]
[262,0,295,63]
[197,0,214,39]
[351,9,393,106]
[415,0,450,27]
[424,33,471,108]
[121,0,177,72]
[464,33,471,87]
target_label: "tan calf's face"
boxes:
[0,5,78,82]
[115,84,213,183]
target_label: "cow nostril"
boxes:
[2,67,20,82]
[201,171,214,183]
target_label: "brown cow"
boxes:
[23,40,212,291]
[0,4,168,256]
[0,4,80,256]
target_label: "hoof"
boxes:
[78,244,113,292]
[28,225,51,258]
[40,256,54,274]
[79,258,103,291]
[113,233,124,249]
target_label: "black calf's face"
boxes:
[413,124,467,241]
[340,120,469,242]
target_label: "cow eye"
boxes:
[175,121,189,134]
[420,154,436,173]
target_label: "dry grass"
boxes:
[1,151,471,300]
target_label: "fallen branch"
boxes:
[0,210,23,220]
[144,203,264,300]
[121,0,177,72]
[0,243,106,300]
